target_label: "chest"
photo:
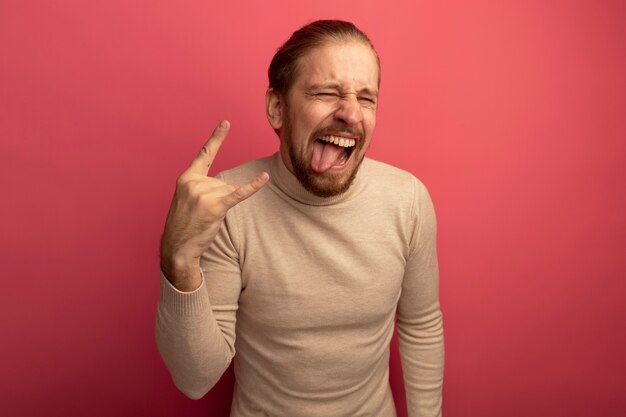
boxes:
[236,205,407,330]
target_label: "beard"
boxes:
[282,111,366,198]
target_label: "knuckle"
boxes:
[175,175,187,188]
[232,189,245,201]
[189,181,205,196]
[197,193,212,207]
[177,179,201,197]
[204,146,215,161]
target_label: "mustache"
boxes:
[311,125,364,140]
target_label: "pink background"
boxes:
[2,1,625,416]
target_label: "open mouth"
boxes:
[311,135,357,173]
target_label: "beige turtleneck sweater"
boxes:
[156,152,444,416]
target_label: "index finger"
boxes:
[186,120,230,175]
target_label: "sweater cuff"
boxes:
[159,269,210,316]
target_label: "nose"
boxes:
[333,95,363,126]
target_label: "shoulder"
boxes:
[359,158,436,252]
[361,157,432,204]
[216,155,273,184]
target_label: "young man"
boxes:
[157,20,444,417]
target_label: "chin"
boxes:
[289,144,364,198]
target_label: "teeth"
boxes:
[318,135,356,148]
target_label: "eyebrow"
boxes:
[307,82,378,97]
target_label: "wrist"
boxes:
[160,255,202,292]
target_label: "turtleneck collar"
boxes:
[268,152,367,206]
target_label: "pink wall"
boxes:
[2,1,625,416]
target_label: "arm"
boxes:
[397,178,445,417]
[154,120,268,399]
[155,216,241,399]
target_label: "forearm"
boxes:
[398,303,445,417]
[155,270,235,399]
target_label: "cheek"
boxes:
[291,107,321,132]
[366,113,377,132]
[365,107,377,123]
[305,102,336,124]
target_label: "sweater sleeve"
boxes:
[155,213,242,399]
[397,178,445,417]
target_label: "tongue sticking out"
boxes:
[311,140,347,173]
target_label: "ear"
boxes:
[265,88,284,130]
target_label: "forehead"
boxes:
[293,40,379,92]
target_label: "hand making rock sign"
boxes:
[159,120,269,291]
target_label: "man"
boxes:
[156,20,444,417]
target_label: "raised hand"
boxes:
[160,120,269,291]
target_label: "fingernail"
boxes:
[220,120,228,129]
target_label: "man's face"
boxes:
[277,40,379,197]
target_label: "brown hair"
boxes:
[268,20,380,97]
